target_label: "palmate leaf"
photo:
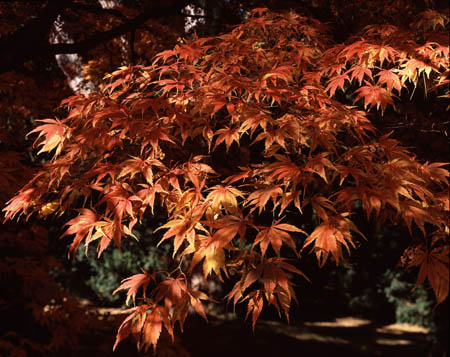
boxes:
[302,216,361,267]
[401,201,438,236]
[112,306,138,351]
[304,152,336,184]
[375,69,402,93]
[203,246,226,281]
[113,304,173,353]
[265,157,302,186]
[154,276,187,310]
[353,81,394,113]
[261,257,306,322]
[346,66,372,85]
[253,219,307,257]
[421,162,450,183]
[28,118,69,157]
[100,183,138,222]
[137,183,165,215]
[208,220,242,249]
[246,185,283,214]
[368,44,397,66]
[118,156,166,184]
[227,256,307,327]
[415,9,449,31]
[189,290,211,322]
[188,235,228,281]
[337,39,366,62]
[61,208,98,256]
[113,269,156,306]
[407,240,449,306]
[325,73,349,97]
[205,185,244,216]
[398,58,435,83]
[3,188,39,221]
[157,217,197,256]
[239,112,271,137]
[261,65,295,85]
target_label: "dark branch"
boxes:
[0,0,72,72]
[69,3,129,22]
[0,0,189,74]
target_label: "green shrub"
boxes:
[51,216,172,306]
[381,269,434,329]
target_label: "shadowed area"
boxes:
[68,307,433,356]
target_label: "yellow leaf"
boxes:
[203,246,226,281]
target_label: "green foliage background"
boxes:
[51,214,171,307]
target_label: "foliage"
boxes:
[52,219,172,306]
[381,269,434,328]
[2,5,449,354]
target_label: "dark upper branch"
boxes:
[48,9,155,55]
[0,0,72,69]
[0,0,189,74]
[69,3,129,22]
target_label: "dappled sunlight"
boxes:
[376,322,429,334]
[304,316,371,328]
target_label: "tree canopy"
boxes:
[1,1,449,354]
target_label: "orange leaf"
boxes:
[325,74,349,97]
[61,208,98,256]
[213,127,240,152]
[375,69,402,93]
[154,277,186,310]
[244,290,264,331]
[346,66,372,85]
[353,82,394,113]
[253,220,306,257]
[28,118,68,157]
[409,243,449,306]
[113,269,155,306]
[246,185,283,214]
[303,218,357,267]
[113,307,138,351]
[203,245,226,281]
[206,185,243,215]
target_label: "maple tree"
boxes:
[0,2,230,354]
[1,2,449,354]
